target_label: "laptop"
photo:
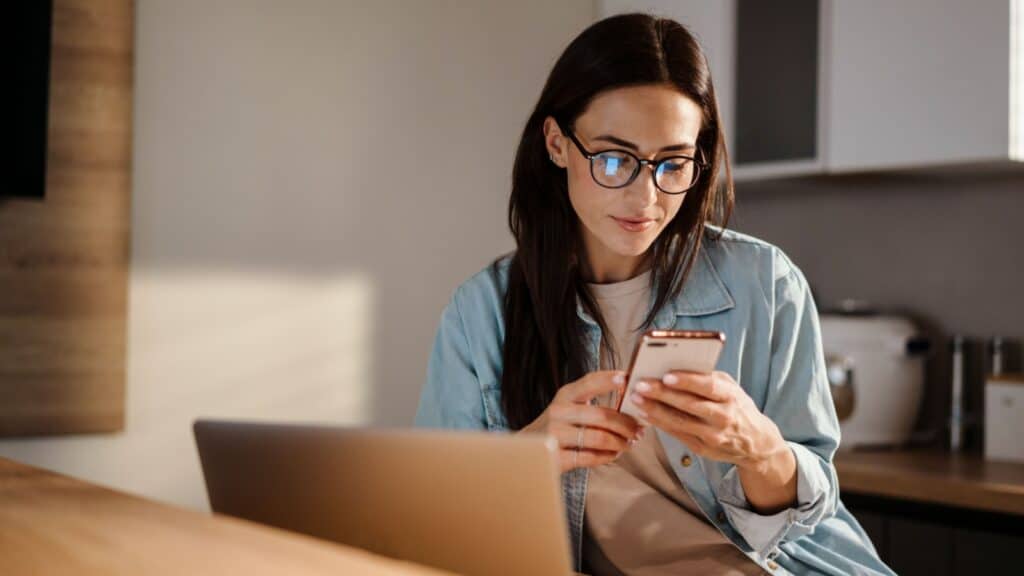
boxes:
[194,419,578,576]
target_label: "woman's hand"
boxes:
[627,370,798,512]
[520,370,646,473]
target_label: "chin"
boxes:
[610,234,656,257]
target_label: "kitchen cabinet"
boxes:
[886,517,954,576]
[826,0,1016,173]
[953,528,1024,574]
[844,494,1023,576]
[836,450,1024,576]
[597,0,1023,179]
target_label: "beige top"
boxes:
[581,269,764,576]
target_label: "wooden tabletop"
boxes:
[834,450,1024,516]
[0,457,456,575]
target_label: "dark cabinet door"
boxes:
[887,518,954,576]
[850,509,888,562]
[953,528,1023,574]
[844,492,1024,576]
[734,0,819,165]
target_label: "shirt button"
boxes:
[768,560,779,570]
[680,455,693,467]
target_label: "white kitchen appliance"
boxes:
[985,374,1024,463]
[819,313,930,450]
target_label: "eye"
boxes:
[659,159,688,173]
[655,158,698,192]
[593,151,635,176]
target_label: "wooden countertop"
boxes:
[17,449,1020,573]
[0,457,456,575]
[834,450,1024,516]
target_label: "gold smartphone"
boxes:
[614,330,726,419]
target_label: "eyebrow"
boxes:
[592,134,696,154]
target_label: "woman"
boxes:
[415,13,893,576]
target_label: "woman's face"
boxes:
[544,84,703,280]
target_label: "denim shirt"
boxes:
[415,227,895,576]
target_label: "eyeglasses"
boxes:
[558,122,706,195]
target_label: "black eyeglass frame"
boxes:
[557,121,707,195]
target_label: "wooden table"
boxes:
[0,457,456,575]
[834,449,1024,516]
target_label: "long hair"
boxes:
[500,13,734,430]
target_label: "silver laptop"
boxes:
[194,419,576,576]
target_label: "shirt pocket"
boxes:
[480,382,510,431]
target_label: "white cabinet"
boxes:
[597,0,1023,179]
[825,0,1015,172]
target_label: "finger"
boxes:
[550,403,645,441]
[662,370,731,402]
[563,370,627,404]
[558,448,619,472]
[553,423,630,453]
[633,378,728,427]
[630,393,720,442]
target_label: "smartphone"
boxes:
[615,330,726,420]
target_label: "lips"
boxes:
[612,216,656,232]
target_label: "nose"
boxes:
[624,164,659,207]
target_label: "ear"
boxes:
[542,116,567,168]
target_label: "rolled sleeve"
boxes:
[718,441,833,557]
[719,250,841,557]
[414,288,487,430]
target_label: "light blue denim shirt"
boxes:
[415,226,894,576]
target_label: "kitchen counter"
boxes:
[834,449,1024,516]
[0,457,455,575]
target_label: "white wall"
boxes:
[0,0,596,510]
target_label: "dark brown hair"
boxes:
[499,13,734,429]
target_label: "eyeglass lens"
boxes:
[591,151,697,193]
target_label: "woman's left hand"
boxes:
[628,370,789,475]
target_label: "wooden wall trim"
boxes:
[0,0,133,436]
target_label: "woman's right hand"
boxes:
[520,370,647,473]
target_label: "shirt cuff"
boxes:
[716,441,832,558]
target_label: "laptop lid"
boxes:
[194,419,574,576]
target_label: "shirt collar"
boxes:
[576,240,735,329]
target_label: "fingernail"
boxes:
[631,393,645,405]
[636,427,646,439]
[628,438,638,446]
[613,372,626,385]
[663,373,679,385]
[636,381,651,392]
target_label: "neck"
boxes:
[581,246,653,284]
